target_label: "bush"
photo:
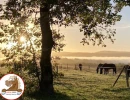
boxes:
[0,72,4,78]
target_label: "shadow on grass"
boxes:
[72,74,87,77]
[62,77,78,80]
[61,76,85,82]
[103,87,130,93]
[98,88,130,100]
[90,87,130,100]
[24,91,71,100]
[54,81,73,86]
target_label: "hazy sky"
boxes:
[60,6,130,52]
[0,0,130,53]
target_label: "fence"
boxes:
[54,64,97,72]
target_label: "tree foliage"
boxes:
[0,0,123,46]
[0,17,65,93]
[0,18,64,61]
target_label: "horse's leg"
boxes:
[112,68,114,75]
[107,69,109,75]
[100,68,103,74]
[105,69,106,75]
[103,69,105,74]
[115,68,117,74]
[105,69,107,75]
[100,68,101,74]
[126,70,129,87]
[107,69,109,74]
[96,68,99,73]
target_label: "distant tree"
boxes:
[0,0,123,94]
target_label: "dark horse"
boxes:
[96,63,116,75]
[79,64,82,71]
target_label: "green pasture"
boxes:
[0,67,130,100]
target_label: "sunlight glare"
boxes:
[7,42,16,49]
[28,23,34,29]
[20,36,26,42]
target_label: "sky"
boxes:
[0,0,130,53]
[58,5,130,52]
[54,5,130,52]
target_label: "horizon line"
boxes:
[52,50,130,53]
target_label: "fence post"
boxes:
[113,66,125,87]
[56,65,58,74]
[67,64,68,70]
[75,64,77,70]
[61,64,62,70]
[88,66,90,71]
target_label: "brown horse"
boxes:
[97,63,116,75]
[2,76,22,92]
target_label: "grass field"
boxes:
[0,67,130,100]
[53,69,130,100]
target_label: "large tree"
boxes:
[0,0,124,94]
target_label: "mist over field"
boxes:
[52,51,130,64]
[1,51,130,64]
[52,51,130,57]
[61,57,130,64]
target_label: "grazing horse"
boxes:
[97,63,116,75]
[79,64,82,71]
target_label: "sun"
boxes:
[20,36,26,42]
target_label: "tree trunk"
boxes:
[39,2,54,94]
